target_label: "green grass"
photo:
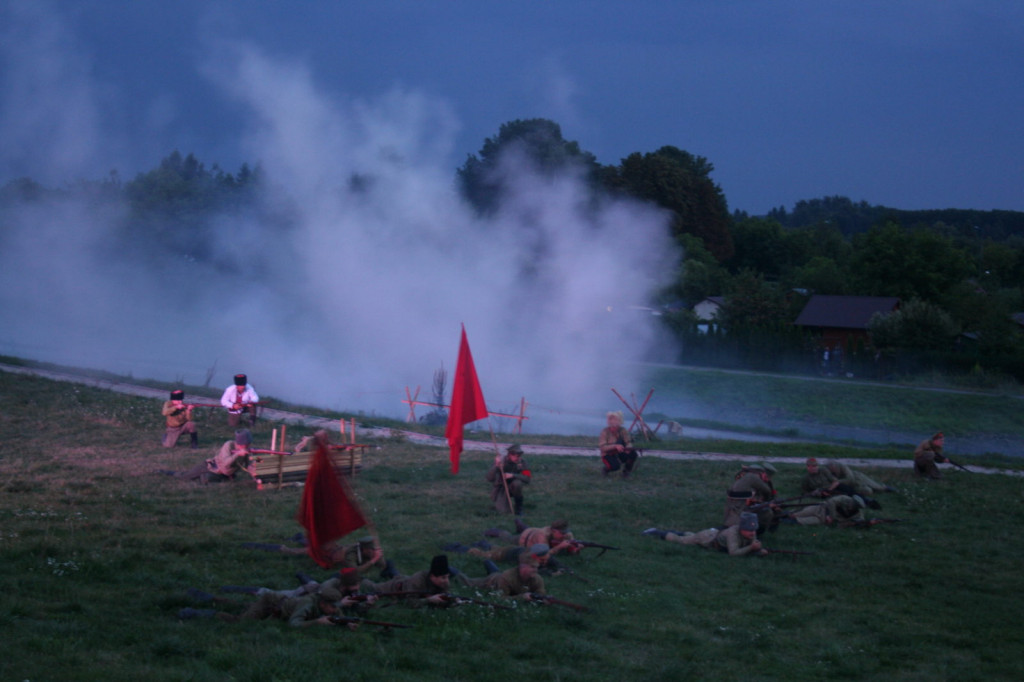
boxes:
[1,370,1023,681]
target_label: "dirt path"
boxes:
[3,363,1020,477]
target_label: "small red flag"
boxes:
[445,325,488,474]
[296,443,368,568]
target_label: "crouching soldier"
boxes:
[161,389,198,449]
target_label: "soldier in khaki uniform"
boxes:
[823,460,893,496]
[462,546,548,599]
[800,457,840,496]
[914,432,949,479]
[598,411,638,478]
[486,444,531,515]
[643,513,768,557]
[359,554,452,607]
[723,463,777,532]
[786,494,868,526]
[161,389,198,448]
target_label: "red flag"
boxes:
[445,325,488,474]
[296,443,368,568]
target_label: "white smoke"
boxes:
[0,15,678,433]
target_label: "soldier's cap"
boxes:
[506,444,524,455]
[318,584,344,602]
[357,536,375,547]
[550,519,570,532]
[234,374,247,386]
[170,389,185,400]
[234,429,252,446]
[338,567,361,587]
[429,554,450,577]
[852,495,867,509]
[932,431,944,440]
[739,513,759,532]
[805,457,817,466]
[529,543,550,556]
[759,462,777,474]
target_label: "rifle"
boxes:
[762,548,815,556]
[545,559,590,584]
[567,540,620,557]
[183,403,222,409]
[526,593,590,612]
[944,456,972,473]
[329,615,413,629]
[249,449,294,456]
[849,518,905,528]
[747,495,814,512]
[382,591,513,610]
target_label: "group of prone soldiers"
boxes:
[180,519,586,627]
[642,457,898,557]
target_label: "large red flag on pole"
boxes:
[296,442,368,568]
[445,325,488,474]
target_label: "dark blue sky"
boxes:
[2,0,1022,214]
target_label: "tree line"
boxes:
[4,119,1024,382]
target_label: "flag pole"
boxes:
[487,418,514,514]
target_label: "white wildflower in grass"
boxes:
[46,557,80,577]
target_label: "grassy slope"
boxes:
[1,371,1023,681]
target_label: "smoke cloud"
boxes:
[0,9,678,433]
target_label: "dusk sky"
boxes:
[2,0,1022,216]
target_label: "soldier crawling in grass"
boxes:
[643,512,769,557]
[359,554,455,607]
[177,428,257,484]
[459,551,548,601]
[179,581,346,627]
[783,494,875,527]
[467,519,579,564]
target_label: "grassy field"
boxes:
[643,364,1024,447]
[2,369,1023,681]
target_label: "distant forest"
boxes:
[4,118,1024,382]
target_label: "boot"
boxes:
[220,585,260,595]
[190,432,199,449]
[186,588,216,602]
[513,497,524,517]
[470,539,492,551]
[483,560,501,575]
[295,571,317,586]
[380,559,398,580]
[514,518,528,534]
[177,607,216,620]
[641,528,668,540]
[241,542,284,551]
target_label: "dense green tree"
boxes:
[868,299,958,351]
[791,256,848,294]
[666,233,731,305]
[719,270,789,330]
[850,222,970,302]
[456,118,600,215]
[727,217,796,278]
[609,146,733,261]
